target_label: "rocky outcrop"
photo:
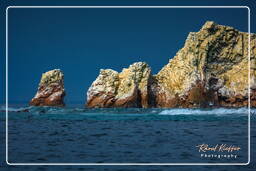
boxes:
[86,62,151,108]
[87,21,256,108]
[30,69,66,106]
[153,21,256,108]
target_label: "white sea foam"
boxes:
[159,108,251,115]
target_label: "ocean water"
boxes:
[0,106,256,170]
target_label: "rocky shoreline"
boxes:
[30,21,256,108]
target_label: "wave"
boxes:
[159,108,250,115]
[1,105,255,116]
[0,106,30,112]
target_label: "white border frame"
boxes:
[5,6,251,166]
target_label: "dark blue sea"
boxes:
[0,106,256,170]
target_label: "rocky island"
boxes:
[87,21,256,108]
[30,69,66,106]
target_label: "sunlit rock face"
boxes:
[87,21,256,108]
[86,62,152,108]
[30,69,66,107]
[152,21,256,108]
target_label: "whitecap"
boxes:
[159,108,251,116]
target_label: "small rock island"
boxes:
[87,21,256,108]
[30,69,66,106]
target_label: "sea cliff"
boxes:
[87,21,256,108]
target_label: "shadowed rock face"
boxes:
[30,69,65,107]
[87,21,256,108]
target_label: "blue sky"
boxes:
[0,0,255,105]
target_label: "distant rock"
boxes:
[87,21,256,108]
[30,69,65,107]
[86,62,151,108]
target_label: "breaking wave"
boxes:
[159,108,250,116]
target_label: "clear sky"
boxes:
[0,0,255,105]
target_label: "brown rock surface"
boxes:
[30,69,65,107]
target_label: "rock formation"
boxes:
[30,69,66,106]
[87,21,256,108]
[153,21,256,108]
[87,62,151,108]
